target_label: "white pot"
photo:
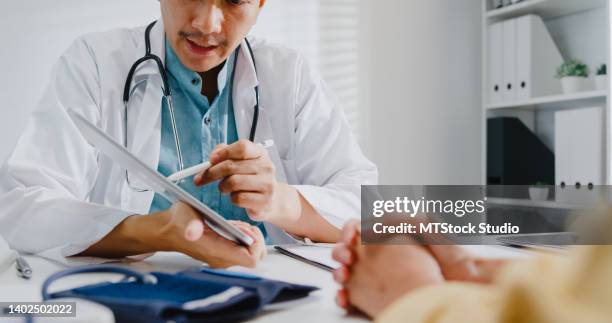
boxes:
[595,75,608,91]
[560,76,586,94]
[529,187,550,201]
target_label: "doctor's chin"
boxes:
[1,1,612,322]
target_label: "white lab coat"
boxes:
[0,20,377,259]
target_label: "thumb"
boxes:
[184,218,205,241]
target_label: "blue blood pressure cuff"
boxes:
[42,265,318,323]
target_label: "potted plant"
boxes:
[556,59,589,94]
[529,182,550,201]
[595,63,607,91]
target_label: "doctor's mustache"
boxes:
[178,30,227,47]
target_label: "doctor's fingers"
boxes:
[196,227,262,268]
[219,174,275,195]
[196,158,274,185]
[211,143,228,156]
[243,227,267,261]
[230,191,274,214]
[228,220,258,240]
[205,244,261,268]
[210,139,267,164]
[228,221,267,260]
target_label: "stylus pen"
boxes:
[167,140,275,182]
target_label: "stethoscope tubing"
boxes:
[122,21,260,182]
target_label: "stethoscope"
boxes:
[122,21,260,191]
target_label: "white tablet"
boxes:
[68,110,254,247]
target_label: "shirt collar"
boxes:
[130,22,259,112]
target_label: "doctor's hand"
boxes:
[194,140,296,223]
[158,202,267,268]
[192,140,340,243]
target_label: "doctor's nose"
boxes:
[192,2,224,35]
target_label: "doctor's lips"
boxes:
[185,38,219,55]
[180,35,223,56]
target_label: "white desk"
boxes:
[0,246,528,323]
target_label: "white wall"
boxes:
[0,1,160,162]
[361,0,483,185]
[0,0,326,164]
[0,1,485,186]
[251,0,320,68]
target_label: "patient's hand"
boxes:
[332,220,507,318]
[428,245,506,284]
[332,220,444,318]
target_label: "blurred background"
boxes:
[0,0,609,187]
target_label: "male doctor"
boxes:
[0,0,376,267]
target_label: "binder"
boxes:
[487,15,563,103]
[555,107,604,187]
[488,22,504,103]
[502,19,517,102]
[516,15,563,100]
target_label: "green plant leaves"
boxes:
[596,63,607,76]
[556,59,589,79]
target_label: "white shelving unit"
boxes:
[486,197,585,210]
[481,0,611,185]
[486,0,607,21]
[487,90,608,110]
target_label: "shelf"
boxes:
[486,0,607,21]
[486,197,585,210]
[486,90,608,110]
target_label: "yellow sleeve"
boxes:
[377,245,612,323]
[375,282,501,323]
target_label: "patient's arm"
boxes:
[332,221,444,317]
[428,245,507,283]
[331,220,507,318]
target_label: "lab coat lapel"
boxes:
[121,20,165,211]
[126,18,165,166]
[232,40,296,244]
[132,19,166,84]
[233,39,259,141]
[232,39,287,183]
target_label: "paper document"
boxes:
[275,245,340,272]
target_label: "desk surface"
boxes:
[0,245,529,323]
